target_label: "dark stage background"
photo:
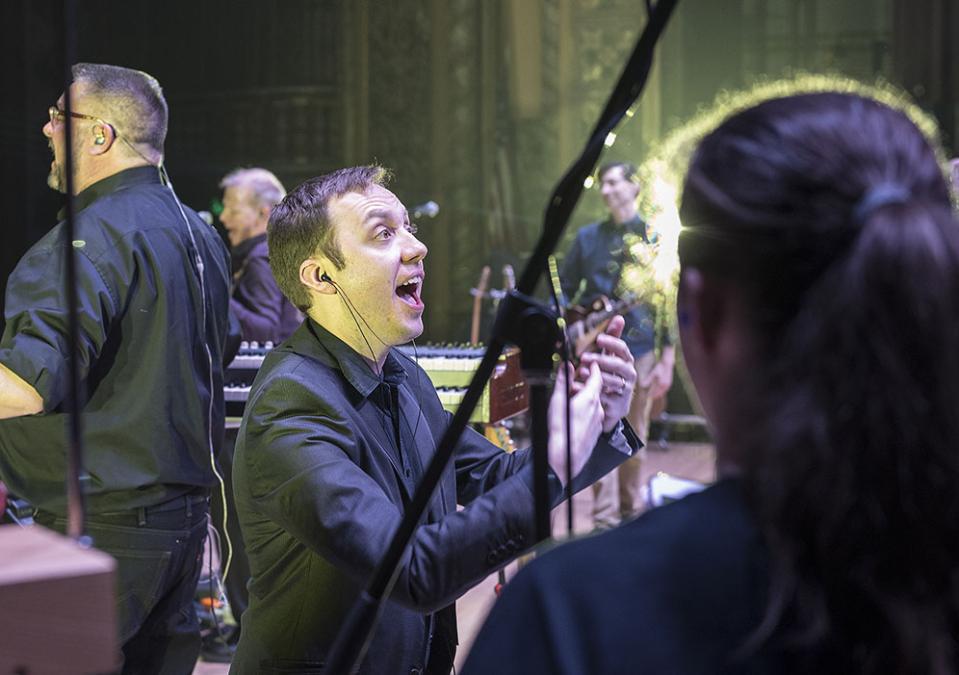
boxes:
[2,0,957,345]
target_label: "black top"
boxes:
[230,318,639,674]
[463,479,791,675]
[230,233,301,344]
[0,166,232,515]
[561,216,660,357]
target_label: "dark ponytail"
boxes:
[680,92,959,673]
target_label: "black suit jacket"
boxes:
[231,319,636,674]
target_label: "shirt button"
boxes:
[405,467,412,478]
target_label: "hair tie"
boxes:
[852,183,910,224]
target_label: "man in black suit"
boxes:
[230,165,641,674]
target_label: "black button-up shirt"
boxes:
[561,216,660,357]
[0,166,232,515]
[335,333,427,498]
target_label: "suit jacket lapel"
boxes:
[282,320,416,502]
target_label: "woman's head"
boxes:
[680,91,951,336]
[677,91,959,671]
[677,92,955,439]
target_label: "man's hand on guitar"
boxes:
[576,315,636,433]
[548,362,605,487]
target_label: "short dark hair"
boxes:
[268,165,390,312]
[72,63,168,163]
[597,161,638,183]
[680,92,959,670]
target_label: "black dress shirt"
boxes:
[561,215,660,357]
[0,166,232,514]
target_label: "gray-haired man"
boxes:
[219,167,300,344]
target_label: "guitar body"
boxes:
[565,294,639,359]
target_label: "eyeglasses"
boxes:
[48,106,116,134]
[47,104,157,166]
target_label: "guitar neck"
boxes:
[587,295,637,327]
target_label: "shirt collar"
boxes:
[64,165,163,218]
[307,318,407,398]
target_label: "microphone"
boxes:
[410,201,439,220]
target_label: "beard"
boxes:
[47,140,66,193]
[47,160,65,193]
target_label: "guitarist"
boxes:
[561,161,675,529]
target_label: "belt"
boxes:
[127,492,209,526]
[35,491,210,528]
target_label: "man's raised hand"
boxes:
[548,361,605,487]
[577,315,637,432]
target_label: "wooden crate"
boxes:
[0,525,117,675]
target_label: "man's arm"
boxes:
[231,254,283,342]
[241,371,552,614]
[0,241,118,416]
[444,368,585,506]
[240,326,637,611]
[0,363,42,419]
[451,348,638,511]
[451,315,640,503]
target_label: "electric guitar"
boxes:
[565,293,641,358]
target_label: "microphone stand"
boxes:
[60,0,89,542]
[325,0,680,671]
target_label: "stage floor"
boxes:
[192,441,716,674]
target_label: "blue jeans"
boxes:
[35,493,209,674]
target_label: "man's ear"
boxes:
[90,123,116,156]
[299,258,337,295]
